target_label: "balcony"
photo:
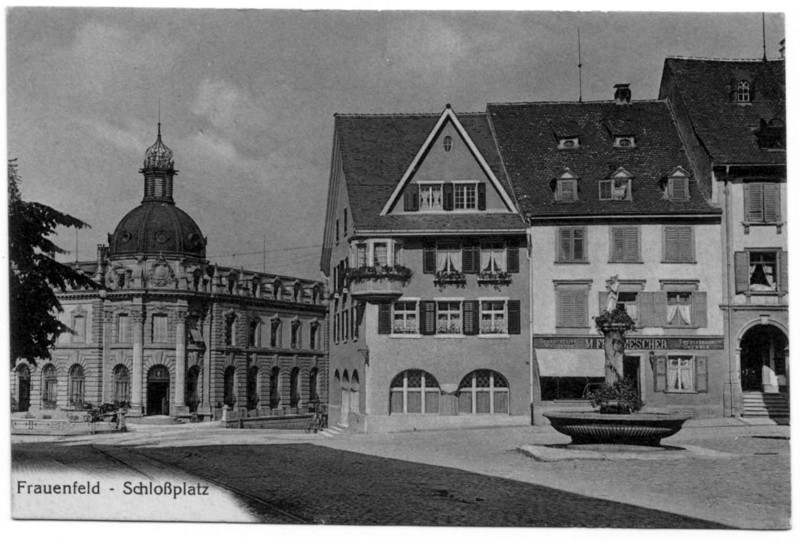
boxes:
[346,265,412,301]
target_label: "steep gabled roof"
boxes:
[335,111,526,233]
[661,57,785,166]
[486,100,721,218]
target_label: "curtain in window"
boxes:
[373,244,388,267]
[437,246,461,272]
[749,264,776,290]
[677,304,692,325]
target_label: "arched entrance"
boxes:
[740,324,788,393]
[185,366,200,412]
[15,365,31,412]
[340,371,350,426]
[146,365,170,415]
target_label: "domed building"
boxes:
[11,126,328,422]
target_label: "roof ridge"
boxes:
[666,55,784,63]
[334,111,487,118]
[488,99,666,106]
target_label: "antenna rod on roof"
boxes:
[762,13,767,61]
[577,28,583,103]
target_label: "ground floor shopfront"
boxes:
[532,334,727,420]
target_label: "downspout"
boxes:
[527,225,536,425]
[723,165,736,417]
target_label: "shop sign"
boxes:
[533,335,724,351]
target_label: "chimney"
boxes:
[614,83,631,104]
[780,38,785,59]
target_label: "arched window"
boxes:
[290,367,300,408]
[443,135,453,152]
[737,80,750,102]
[309,322,320,350]
[291,320,302,349]
[389,370,440,414]
[351,370,360,414]
[223,366,236,407]
[225,314,237,346]
[69,365,85,407]
[333,370,341,405]
[15,364,31,412]
[42,365,58,409]
[457,370,509,414]
[269,367,281,409]
[247,366,259,410]
[270,318,281,348]
[249,319,261,347]
[113,365,130,405]
[309,368,320,404]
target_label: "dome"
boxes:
[143,123,174,170]
[108,201,206,259]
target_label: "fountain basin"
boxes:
[544,411,692,447]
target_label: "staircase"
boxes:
[742,392,790,419]
[320,423,347,438]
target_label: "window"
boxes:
[72,315,86,343]
[117,314,129,343]
[557,227,586,262]
[745,182,780,223]
[223,314,236,346]
[113,365,130,405]
[480,301,506,334]
[437,301,462,334]
[419,183,443,211]
[390,370,440,414]
[480,241,506,272]
[290,368,300,408]
[667,356,694,392]
[270,318,281,348]
[42,365,57,409]
[610,226,640,262]
[373,242,388,267]
[556,286,589,328]
[436,242,461,273]
[617,291,639,322]
[68,365,85,407]
[747,251,778,292]
[557,138,579,150]
[666,292,693,326]
[309,322,320,350]
[599,178,631,200]
[454,183,478,209]
[308,368,320,404]
[667,177,689,201]
[613,136,636,148]
[152,315,169,343]
[540,376,605,401]
[154,176,164,197]
[269,367,281,409]
[355,243,367,267]
[249,319,261,347]
[223,366,236,407]
[457,370,509,414]
[393,242,404,266]
[247,366,259,410]
[291,320,302,348]
[555,179,577,202]
[443,135,453,152]
[663,226,694,262]
[737,80,750,102]
[393,301,418,334]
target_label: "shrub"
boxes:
[584,378,644,414]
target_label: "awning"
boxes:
[534,349,605,377]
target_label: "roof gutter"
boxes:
[353,228,528,236]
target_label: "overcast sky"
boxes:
[6,8,786,279]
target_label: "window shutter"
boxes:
[477,183,486,210]
[624,227,639,261]
[692,291,708,328]
[378,303,391,334]
[599,291,610,314]
[443,182,454,211]
[462,243,479,274]
[559,228,571,261]
[507,300,521,334]
[780,251,788,293]
[507,241,519,273]
[763,183,780,222]
[653,291,668,327]
[745,183,764,222]
[420,301,436,335]
[664,226,679,261]
[404,184,419,212]
[654,355,667,391]
[734,251,750,293]
[574,290,587,327]
[695,356,708,393]
[463,301,479,335]
[680,226,694,262]
[637,291,654,327]
[423,244,436,274]
[611,227,625,261]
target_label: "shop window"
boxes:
[540,376,605,401]
[389,370,440,414]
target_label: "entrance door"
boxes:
[17,366,31,412]
[741,348,764,391]
[147,365,170,415]
[623,356,641,398]
[741,324,788,392]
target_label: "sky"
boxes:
[5,7,787,280]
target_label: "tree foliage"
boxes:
[8,159,97,367]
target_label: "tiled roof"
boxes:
[487,100,721,218]
[335,113,526,233]
[662,57,785,165]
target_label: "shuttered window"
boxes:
[556,288,588,328]
[557,227,586,262]
[745,182,781,223]
[667,177,689,200]
[609,226,640,262]
[555,179,577,202]
[735,250,787,293]
[663,226,694,262]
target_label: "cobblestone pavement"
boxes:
[10,419,790,528]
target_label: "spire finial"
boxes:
[577,28,583,103]
[762,13,768,61]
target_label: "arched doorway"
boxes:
[146,365,170,415]
[340,371,350,426]
[223,366,236,407]
[740,324,788,393]
[246,366,259,411]
[15,365,31,412]
[185,366,200,412]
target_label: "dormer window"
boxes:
[419,182,443,211]
[558,138,579,150]
[737,80,750,102]
[663,166,691,201]
[599,168,633,201]
[553,170,578,202]
[614,136,636,148]
[443,135,453,152]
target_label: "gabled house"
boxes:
[320,106,531,432]
[487,87,726,420]
[660,57,788,418]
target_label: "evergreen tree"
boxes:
[8,159,97,367]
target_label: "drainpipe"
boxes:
[723,165,736,417]
[527,227,536,425]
